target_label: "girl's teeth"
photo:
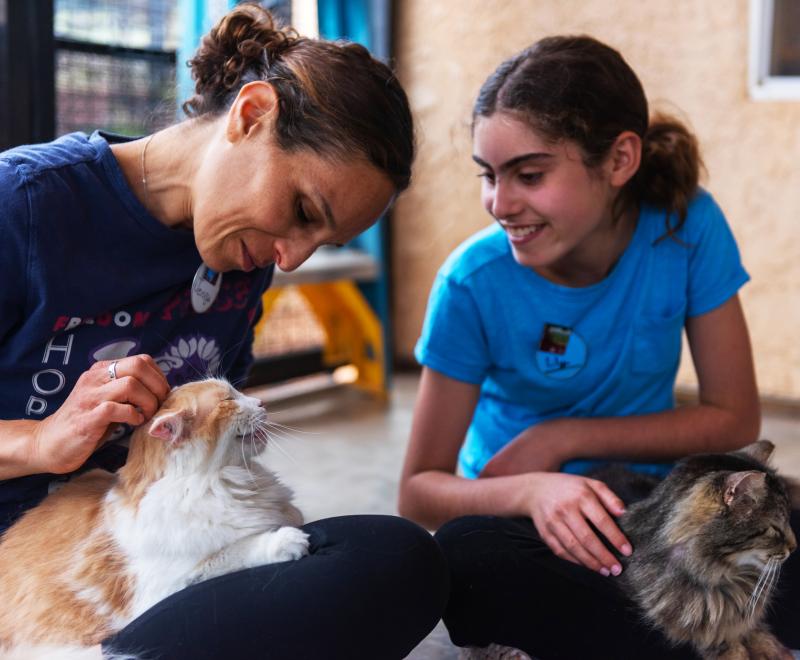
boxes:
[507,224,542,237]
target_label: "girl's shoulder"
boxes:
[640,188,729,246]
[438,223,511,285]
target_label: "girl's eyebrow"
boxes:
[472,152,554,174]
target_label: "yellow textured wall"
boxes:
[392,0,800,401]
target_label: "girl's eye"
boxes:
[477,172,495,185]
[519,172,543,185]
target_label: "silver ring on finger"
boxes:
[107,360,118,382]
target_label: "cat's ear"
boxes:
[736,440,775,464]
[149,411,185,443]
[724,470,767,508]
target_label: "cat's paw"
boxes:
[260,526,310,563]
[743,628,794,660]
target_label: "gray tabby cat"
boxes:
[615,441,796,660]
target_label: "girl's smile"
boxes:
[473,112,638,287]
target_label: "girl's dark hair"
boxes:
[183,3,414,191]
[473,35,702,236]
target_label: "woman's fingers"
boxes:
[92,401,146,431]
[94,355,170,405]
[106,376,163,420]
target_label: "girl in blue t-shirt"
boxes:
[399,35,799,657]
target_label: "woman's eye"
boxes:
[296,201,313,226]
[477,172,495,185]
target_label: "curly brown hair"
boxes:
[183,3,414,192]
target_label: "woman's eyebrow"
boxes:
[312,188,337,232]
[472,152,554,174]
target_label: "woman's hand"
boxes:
[29,354,171,475]
[524,472,631,576]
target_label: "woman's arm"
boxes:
[398,367,630,575]
[481,295,759,476]
[0,355,170,479]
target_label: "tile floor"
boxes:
[251,371,800,659]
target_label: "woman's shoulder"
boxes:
[0,132,104,183]
[438,223,511,285]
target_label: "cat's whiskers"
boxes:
[257,427,300,468]
[746,558,780,619]
[259,419,321,436]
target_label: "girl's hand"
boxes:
[525,472,631,576]
[29,354,171,474]
[480,419,573,476]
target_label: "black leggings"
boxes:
[435,512,800,660]
[103,515,448,660]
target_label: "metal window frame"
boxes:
[749,0,800,100]
[0,0,55,150]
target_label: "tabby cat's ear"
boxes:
[724,470,766,508]
[149,410,185,443]
[736,440,775,464]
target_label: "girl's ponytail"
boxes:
[629,114,704,238]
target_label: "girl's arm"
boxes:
[398,367,630,576]
[481,295,759,476]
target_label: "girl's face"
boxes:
[191,136,394,274]
[473,112,626,286]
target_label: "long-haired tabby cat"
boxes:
[609,441,797,660]
[0,378,309,659]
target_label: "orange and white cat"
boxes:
[0,378,309,660]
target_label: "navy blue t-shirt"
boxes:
[0,131,273,525]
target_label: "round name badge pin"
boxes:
[191,263,222,314]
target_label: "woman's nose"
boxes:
[277,240,317,272]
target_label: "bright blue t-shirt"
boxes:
[415,191,749,478]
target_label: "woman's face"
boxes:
[473,112,621,284]
[191,136,394,274]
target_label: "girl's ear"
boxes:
[149,410,185,443]
[606,131,642,188]
[226,80,280,143]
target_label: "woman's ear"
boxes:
[606,131,642,188]
[226,81,280,143]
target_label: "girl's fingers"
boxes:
[563,513,623,576]
[540,527,581,567]
[586,481,633,557]
[588,479,626,517]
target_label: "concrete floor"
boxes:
[253,371,800,659]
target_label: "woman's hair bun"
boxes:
[184,3,297,117]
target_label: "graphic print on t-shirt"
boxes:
[155,335,222,386]
[535,323,587,379]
